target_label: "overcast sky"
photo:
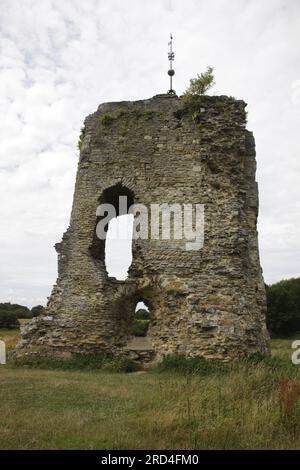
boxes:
[0,0,299,307]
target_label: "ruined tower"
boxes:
[15,93,270,363]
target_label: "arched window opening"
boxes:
[90,183,134,280]
[105,213,134,279]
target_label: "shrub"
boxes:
[183,66,215,101]
[13,353,137,373]
[0,311,20,329]
[157,354,227,375]
[132,319,150,337]
[31,305,45,317]
[266,278,300,336]
[0,302,31,318]
[101,356,137,373]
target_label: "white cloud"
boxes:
[0,0,299,306]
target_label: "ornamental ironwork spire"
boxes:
[167,33,175,94]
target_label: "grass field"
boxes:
[1,327,300,450]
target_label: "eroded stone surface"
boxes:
[14,94,270,362]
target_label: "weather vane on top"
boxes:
[167,33,175,94]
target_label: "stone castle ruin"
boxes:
[15,93,269,363]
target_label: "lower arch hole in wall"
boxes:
[133,301,150,337]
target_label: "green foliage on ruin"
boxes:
[180,67,215,129]
[191,110,202,124]
[100,113,115,126]
[99,108,156,129]
[77,127,85,151]
[183,66,215,102]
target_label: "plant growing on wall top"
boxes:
[183,66,215,100]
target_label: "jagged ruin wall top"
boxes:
[16,94,269,361]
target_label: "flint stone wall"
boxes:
[15,94,270,362]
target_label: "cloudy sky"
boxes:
[0,0,299,307]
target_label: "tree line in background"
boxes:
[266,277,300,336]
[0,277,300,336]
[0,303,45,328]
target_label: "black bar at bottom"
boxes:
[0,449,298,466]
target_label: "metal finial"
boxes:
[167,33,175,95]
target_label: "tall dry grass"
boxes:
[1,327,300,449]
